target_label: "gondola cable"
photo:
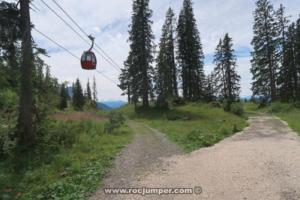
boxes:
[33,27,119,87]
[51,0,122,71]
[39,0,121,72]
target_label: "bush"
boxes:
[270,102,292,113]
[185,130,217,150]
[0,89,19,112]
[172,97,185,106]
[104,112,125,133]
[294,101,300,109]
[230,103,244,116]
[222,99,231,112]
[209,101,221,108]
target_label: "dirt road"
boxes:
[90,121,182,200]
[91,115,300,200]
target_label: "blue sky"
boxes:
[12,0,300,100]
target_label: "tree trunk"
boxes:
[17,0,34,148]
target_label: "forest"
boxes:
[1,0,300,199]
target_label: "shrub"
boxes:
[230,103,244,116]
[294,101,300,109]
[172,97,185,106]
[185,130,217,150]
[104,112,125,133]
[270,102,292,113]
[222,99,231,112]
[0,89,18,111]
[209,101,221,108]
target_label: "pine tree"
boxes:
[92,76,98,102]
[119,60,131,103]
[276,4,289,69]
[154,8,177,107]
[59,83,68,110]
[203,73,217,102]
[177,0,205,101]
[121,0,155,108]
[251,0,279,101]
[91,76,98,108]
[213,34,241,109]
[85,79,92,100]
[72,79,85,110]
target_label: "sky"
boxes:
[15,0,300,101]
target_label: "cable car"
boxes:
[81,35,97,70]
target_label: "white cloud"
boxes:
[15,0,300,100]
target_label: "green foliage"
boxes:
[104,112,126,133]
[0,89,18,157]
[275,107,300,135]
[0,89,19,111]
[213,34,241,102]
[154,8,178,106]
[121,103,247,152]
[251,0,279,101]
[72,79,85,111]
[209,101,221,108]
[59,84,69,110]
[294,101,300,109]
[269,102,293,113]
[172,97,185,106]
[120,0,154,107]
[0,118,132,199]
[177,0,205,101]
[222,99,231,112]
[230,103,245,116]
[184,130,217,151]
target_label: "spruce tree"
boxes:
[92,76,98,103]
[72,79,85,110]
[85,79,92,100]
[177,0,205,101]
[213,34,241,109]
[155,8,177,107]
[276,4,289,69]
[121,0,154,107]
[59,83,68,110]
[251,0,279,101]
[119,59,131,103]
[203,73,217,102]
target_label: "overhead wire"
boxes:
[40,0,121,73]
[33,27,119,87]
[51,0,122,71]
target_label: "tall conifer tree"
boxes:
[213,34,240,109]
[155,8,177,107]
[120,0,154,107]
[251,0,279,101]
[177,0,205,101]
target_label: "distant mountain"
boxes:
[101,101,127,109]
[96,102,112,111]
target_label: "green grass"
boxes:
[120,103,247,152]
[276,109,300,134]
[0,119,132,200]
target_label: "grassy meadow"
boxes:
[0,117,132,200]
[120,103,248,152]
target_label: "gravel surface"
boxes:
[91,115,300,200]
[90,121,182,200]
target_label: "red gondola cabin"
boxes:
[81,51,97,70]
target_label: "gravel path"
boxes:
[90,121,182,200]
[91,115,300,200]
